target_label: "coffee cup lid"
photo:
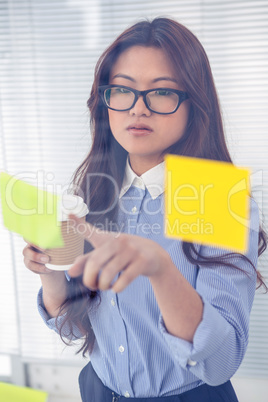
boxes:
[57,194,89,221]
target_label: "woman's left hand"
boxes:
[67,214,171,293]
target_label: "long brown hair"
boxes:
[57,17,267,356]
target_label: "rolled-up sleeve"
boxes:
[159,198,259,385]
[37,286,84,340]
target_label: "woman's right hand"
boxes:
[23,242,52,275]
[23,242,68,317]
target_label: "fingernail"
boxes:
[69,214,78,222]
[40,256,49,263]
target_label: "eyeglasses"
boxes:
[98,85,189,115]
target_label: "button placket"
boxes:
[112,295,133,395]
[123,187,146,235]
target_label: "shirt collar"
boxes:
[119,157,165,200]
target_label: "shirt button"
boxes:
[111,298,116,306]
[131,206,137,213]
[187,359,197,366]
[118,345,125,353]
[124,391,130,397]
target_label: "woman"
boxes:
[23,17,267,401]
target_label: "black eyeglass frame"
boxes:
[98,85,189,115]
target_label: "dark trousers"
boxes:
[79,362,239,402]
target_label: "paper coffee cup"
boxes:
[45,194,89,271]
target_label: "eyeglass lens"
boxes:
[104,87,180,113]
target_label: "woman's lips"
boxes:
[127,124,153,136]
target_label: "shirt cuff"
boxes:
[37,287,65,333]
[159,297,230,370]
[37,286,83,340]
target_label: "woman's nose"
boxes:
[129,96,151,117]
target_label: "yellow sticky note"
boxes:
[0,382,48,402]
[0,172,64,249]
[164,155,250,252]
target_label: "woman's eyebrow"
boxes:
[111,73,136,82]
[152,76,178,84]
[111,74,178,84]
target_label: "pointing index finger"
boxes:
[68,214,115,248]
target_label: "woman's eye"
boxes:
[154,90,172,96]
[115,87,131,94]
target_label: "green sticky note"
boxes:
[0,382,48,402]
[0,172,64,249]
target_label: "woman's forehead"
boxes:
[109,46,179,84]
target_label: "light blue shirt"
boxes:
[38,159,259,398]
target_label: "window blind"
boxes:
[0,0,267,378]
[200,0,268,378]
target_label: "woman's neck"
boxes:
[128,155,164,176]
